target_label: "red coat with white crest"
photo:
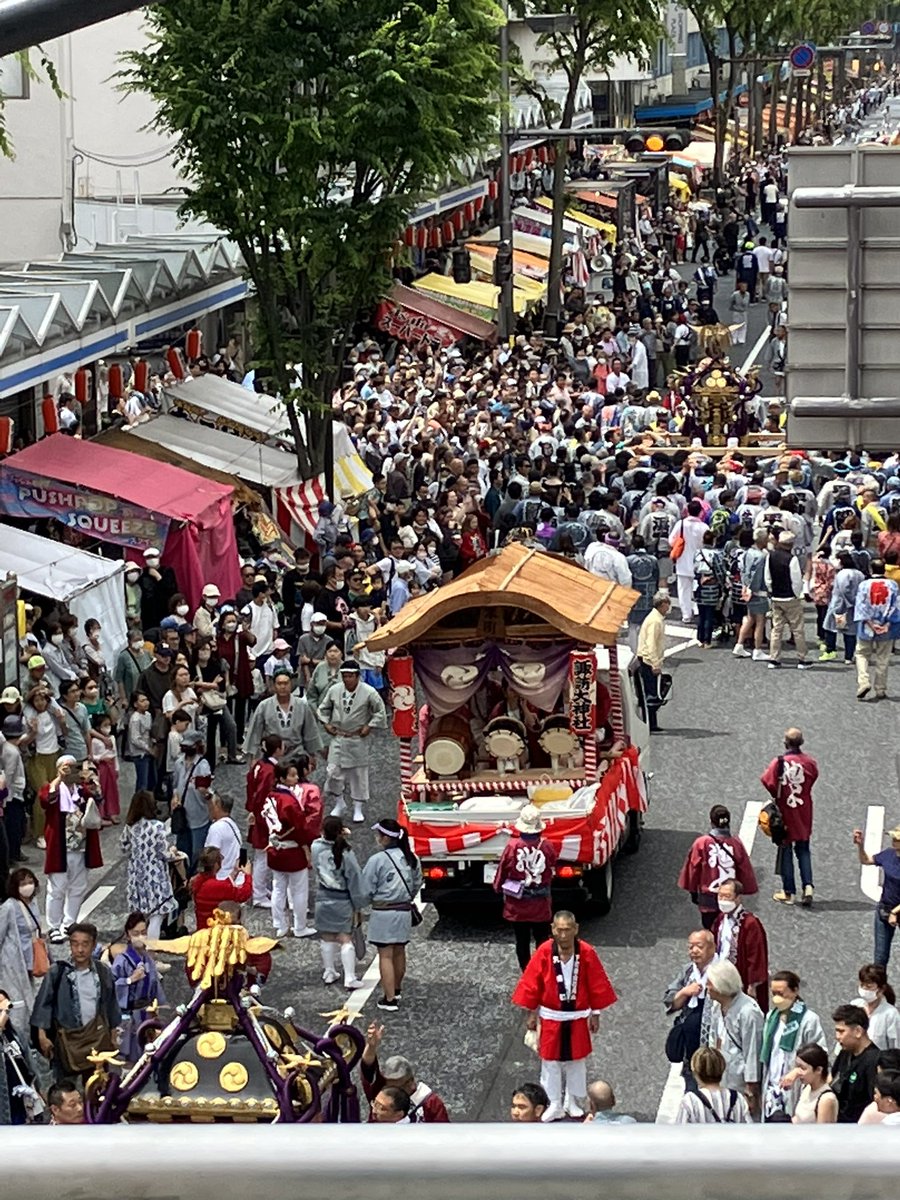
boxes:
[261,783,320,872]
[512,938,616,1061]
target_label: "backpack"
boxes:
[696,1089,740,1123]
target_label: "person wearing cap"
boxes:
[262,638,294,692]
[40,755,104,942]
[193,584,221,639]
[493,805,558,971]
[854,823,900,967]
[170,730,213,872]
[242,669,323,765]
[138,547,178,631]
[388,559,414,616]
[296,613,333,687]
[360,1021,449,1122]
[852,559,900,701]
[512,910,617,1122]
[764,531,809,669]
[317,660,386,824]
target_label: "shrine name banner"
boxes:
[0,469,170,549]
[568,650,597,737]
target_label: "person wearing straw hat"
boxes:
[317,660,386,825]
[493,805,558,970]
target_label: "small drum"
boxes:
[538,715,579,760]
[424,714,474,777]
[483,715,527,761]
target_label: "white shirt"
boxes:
[605,371,630,393]
[753,245,774,273]
[205,816,243,878]
[718,911,738,960]
[242,600,277,658]
[583,542,632,587]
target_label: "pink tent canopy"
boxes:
[0,434,241,607]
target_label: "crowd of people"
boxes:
[2,88,900,1127]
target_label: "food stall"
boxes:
[363,544,649,914]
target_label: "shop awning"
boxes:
[575,190,618,211]
[163,374,290,442]
[467,244,549,280]
[0,434,240,607]
[273,422,373,543]
[375,284,497,347]
[121,414,302,490]
[532,197,616,238]
[0,526,127,659]
[472,228,574,258]
[413,274,537,318]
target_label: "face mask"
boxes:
[146,558,160,569]
[19,883,36,899]
[205,598,218,608]
[312,626,326,636]
[771,994,794,1012]
[126,572,140,584]
[859,987,878,1004]
[130,936,146,951]
[130,641,144,652]
[717,898,736,914]
[51,634,64,645]
[176,604,190,616]
[223,621,237,633]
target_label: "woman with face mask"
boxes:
[40,622,79,689]
[216,605,256,742]
[114,630,152,713]
[852,964,900,1050]
[110,911,167,1062]
[0,869,46,1018]
[89,712,120,825]
[759,969,826,1120]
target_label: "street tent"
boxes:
[163,373,289,442]
[122,414,303,490]
[473,227,576,257]
[413,273,537,318]
[274,422,374,542]
[0,526,127,661]
[532,197,617,239]
[467,244,549,280]
[0,434,241,608]
[375,284,497,347]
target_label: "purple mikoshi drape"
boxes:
[412,641,575,716]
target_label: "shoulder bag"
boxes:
[670,520,686,562]
[19,901,49,978]
[385,850,424,926]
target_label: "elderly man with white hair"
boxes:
[707,958,764,1118]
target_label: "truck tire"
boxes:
[622,809,643,855]
[584,859,614,916]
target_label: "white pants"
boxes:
[540,1057,588,1113]
[325,762,369,811]
[731,320,747,345]
[147,913,164,942]
[675,573,695,620]
[271,869,309,936]
[252,850,272,905]
[46,852,89,931]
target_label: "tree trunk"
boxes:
[711,54,725,188]
[543,138,570,336]
[768,69,779,146]
[783,71,795,141]
[753,77,764,154]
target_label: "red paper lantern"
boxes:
[133,360,149,392]
[538,145,548,164]
[488,180,499,199]
[0,416,13,455]
[41,395,59,435]
[388,654,417,739]
[416,225,428,251]
[453,209,465,232]
[107,363,124,401]
[464,202,475,223]
[442,219,455,245]
[474,196,485,213]
[185,328,202,359]
[403,226,415,246]
[74,367,91,405]
[166,347,186,380]
[525,148,536,168]
[516,155,526,173]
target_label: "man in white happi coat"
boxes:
[317,659,386,823]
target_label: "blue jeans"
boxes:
[779,840,812,894]
[697,604,717,645]
[131,753,157,793]
[177,822,210,875]
[875,907,896,967]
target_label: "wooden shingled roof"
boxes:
[364,543,638,651]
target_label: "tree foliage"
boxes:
[123,0,501,475]
[510,0,663,329]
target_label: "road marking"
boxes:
[862,804,886,902]
[664,638,697,659]
[739,801,764,856]
[655,1061,685,1123]
[740,322,771,373]
[664,623,698,641]
[343,887,427,1023]
[78,884,115,922]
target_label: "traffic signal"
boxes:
[493,242,513,286]
[452,246,472,285]
[624,128,693,154]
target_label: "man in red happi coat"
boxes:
[760,727,818,906]
[512,910,616,1122]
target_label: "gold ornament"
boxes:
[170,1062,199,1091]
[197,1032,227,1059]
[220,1062,249,1092]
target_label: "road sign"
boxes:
[877,20,891,35]
[861,20,876,35]
[789,43,816,70]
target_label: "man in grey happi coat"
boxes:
[318,660,386,823]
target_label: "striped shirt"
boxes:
[676,1087,752,1124]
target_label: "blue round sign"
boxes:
[789,43,815,69]
[861,20,876,35]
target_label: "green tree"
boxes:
[511,0,663,334]
[124,0,501,477]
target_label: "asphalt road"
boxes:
[57,610,894,1123]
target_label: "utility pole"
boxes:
[497,0,515,344]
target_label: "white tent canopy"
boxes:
[0,527,127,661]
[123,414,302,490]
[163,374,289,441]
